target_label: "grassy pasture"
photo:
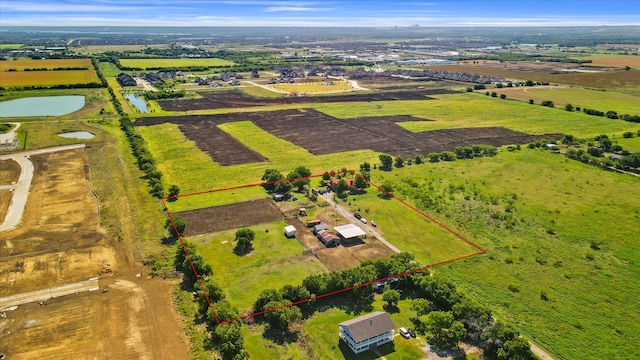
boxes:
[314,93,639,138]
[119,58,235,69]
[190,220,327,310]
[270,80,353,94]
[0,44,24,49]
[0,70,100,87]
[0,58,92,71]
[371,149,640,360]
[240,85,285,98]
[72,44,167,54]
[494,86,640,115]
[580,54,640,68]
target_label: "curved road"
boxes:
[0,144,85,232]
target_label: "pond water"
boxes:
[125,94,149,113]
[0,96,85,117]
[58,131,95,139]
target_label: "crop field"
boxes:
[581,54,640,68]
[156,88,453,111]
[429,64,640,93]
[314,93,639,137]
[270,80,353,94]
[494,86,640,114]
[118,58,236,69]
[0,58,92,71]
[369,149,640,360]
[73,44,167,54]
[139,107,553,164]
[0,69,100,87]
[0,43,23,49]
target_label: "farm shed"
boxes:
[313,223,328,235]
[273,193,286,202]
[317,229,341,247]
[339,312,395,354]
[335,224,366,241]
[284,225,296,238]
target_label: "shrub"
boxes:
[541,100,554,107]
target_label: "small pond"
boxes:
[58,131,95,139]
[125,94,149,113]
[0,96,85,117]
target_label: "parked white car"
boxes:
[399,327,411,339]
[360,218,367,224]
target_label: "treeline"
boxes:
[5,82,103,91]
[175,243,249,360]
[251,253,535,359]
[119,115,164,198]
[143,89,186,100]
[91,56,108,88]
[378,145,498,171]
[9,67,90,71]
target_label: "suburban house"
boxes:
[339,311,395,354]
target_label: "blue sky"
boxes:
[0,0,638,27]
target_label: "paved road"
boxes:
[320,192,401,254]
[0,278,99,310]
[0,144,85,232]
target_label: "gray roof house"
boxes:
[339,311,395,354]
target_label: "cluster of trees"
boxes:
[143,89,186,100]
[429,145,498,163]
[261,166,312,194]
[250,252,534,357]
[559,102,640,123]
[233,228,255,255]
[119,115,164,197]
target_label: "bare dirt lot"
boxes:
[0,158,21,183]
[0,149,188,359]
[0,189,11,224]
[175,197,284,236]
[157,88,455,111]
[138,108,560,164]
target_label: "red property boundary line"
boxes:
[162,170,486,325]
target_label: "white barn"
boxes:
[339,311,395,354]
[284,225,296,238]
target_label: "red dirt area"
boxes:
[157,88,455,111]
[138,109,561,165]
[175,198,284,236]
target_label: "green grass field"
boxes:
[190,220,327,310]
[119,58,236,70]
[370,149,640,360]
[313,93,639,138]
[139,121,379,211]
[496,86,640,115]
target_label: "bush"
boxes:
[500,94,507,99]
[541,100,554,107]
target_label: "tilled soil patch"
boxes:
[175,198,284,236]
[157,88,456,111]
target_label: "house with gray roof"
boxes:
[339,311,395,354]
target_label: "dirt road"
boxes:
[0,278,99,309]
[0,144,85,232]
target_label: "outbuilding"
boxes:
[335,224,366,241]
[284,225,296,238]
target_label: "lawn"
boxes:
[119,58,236,70]
[495,86,640,115]
[190,220,328,310]
[244,294,426,360]
[370,148,640,360]
[313,93,640,138]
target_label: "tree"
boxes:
[262,169,284,192]
[382,288,401,308]
[360,162,371,172]
[425,311,466,348]
[336,178,349,196]
[623,131,634,138]
[528,99,534,104]
[561,134,575,145]
[564,103,574,112]
[168,184,180,197]
[498,337,535,360]
[379,154,393,170]
[394,156,405,168]
[234,228,255,255]
[496,83,503,88]
[541,100,554,107]
[411,298,432,316]
[165,216,187,237]
[500,94,507,99]
[379,182,394,197]
[490,92,497,97]
[263,300,301,331]
[414,155,424,164]
[354,175,368,189]
[274,180,293,194]
[428,153,440,163]
[288,166,311,191]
